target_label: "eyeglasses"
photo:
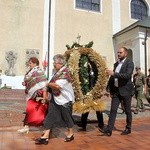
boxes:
[53,62,63,65]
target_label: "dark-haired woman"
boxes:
[18,57,48,133]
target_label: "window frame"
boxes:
[75,0,101,13]
[130,0,148,20]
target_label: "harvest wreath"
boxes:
[64,47,107,113]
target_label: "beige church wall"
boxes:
[120,0,138,29]
[53,0,115,68]
[0,0,44,76]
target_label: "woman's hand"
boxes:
[48,82,60,90]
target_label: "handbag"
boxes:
[25,99,49,126]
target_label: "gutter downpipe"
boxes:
[47,0,51,79]
[144,28,148,76]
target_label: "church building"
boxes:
[0,0,150,88]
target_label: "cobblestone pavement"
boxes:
[0,90,150,150]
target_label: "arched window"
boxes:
[131,0,148,20]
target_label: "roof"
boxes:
[113,16,150,37]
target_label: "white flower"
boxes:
[84,62,88,67]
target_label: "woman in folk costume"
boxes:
[18,57,48,133]
[35,54,75,145]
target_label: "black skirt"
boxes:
[43,96,74,129]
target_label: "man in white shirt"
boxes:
[103,47,134,136]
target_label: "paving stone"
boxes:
[0,89,150,150]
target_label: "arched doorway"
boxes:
[127,49,133,61]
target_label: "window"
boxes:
[76,0,100,12]
[131,0,148,20]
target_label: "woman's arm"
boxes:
[48,82,61,90]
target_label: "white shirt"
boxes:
[53,79,75,105]
[114,58,126,87]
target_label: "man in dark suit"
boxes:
[101,47,134,136]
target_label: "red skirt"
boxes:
[24,99,48,126]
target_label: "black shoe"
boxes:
[41,131,51,139]
[78,127,86,132]
[35,138,49,145]
[76,123,83,127]
[121,129,131,135]
[101,130,112,136]
[64,135,74,142]
[98,126,105,133]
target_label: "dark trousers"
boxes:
[81,111,104,129]
[107,94,132,131]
